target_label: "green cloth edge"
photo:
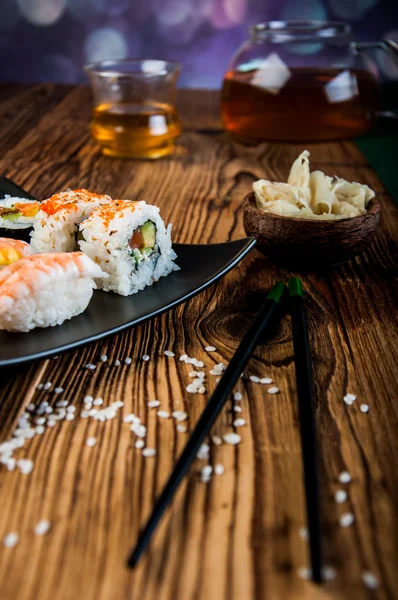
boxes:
[355,134,398,206]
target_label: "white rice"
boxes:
[79,200,179,296]
[0,252,107,332]
[30,190,112,253]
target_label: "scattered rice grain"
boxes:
[100,354,108,362]
[297,567,311,581]
[344,393,356,404]
[114,359,121,367]
[164,350,175,357]
[268,387,280,395]
[197,443,210,460]
[86,437,97,447]
[176,424,187,433]
[205,346,216,352]
[34,520,51,536]
[233,392,242,401]
[157,410,170,419]
[335,490,348,504]
[233,418,246,427]
[360,404,369,413]
[56,400,68,408]
[214,464,224,476]
[147,400,160,408]
[17,459,33,475]
[54,387,64,394]
[3,532,19,548]
[142,448,156,457]
[172,411,188,422]
[223,433,241,445]
[85,364,96,371]
[249,375,260,383]
[323,566,337,581]
[361,571,379,590]
[338,471,351,484]
[142,354,150,362]
[135,440,145,449]
[124,357,132,365]
[200,465,213,482]
[299,527,309,541]
[93,398,103,406]
[339,512,355,527]
[211,435,222,446]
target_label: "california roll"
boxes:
[78,200,178,296]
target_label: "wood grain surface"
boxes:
[0,85,397,600]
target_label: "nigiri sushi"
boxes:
[0,238,34,268]
[30,189,112,253]
[0,252,108,332]
[78,200,178,296]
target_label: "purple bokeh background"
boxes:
[0,0,397,88]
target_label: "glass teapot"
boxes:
[221,21,398,142]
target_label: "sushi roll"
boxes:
[0,197,41,241]
[78,200,178,296]
[0,252,108,332]
[30,189,112,253]
[0,238,34,268]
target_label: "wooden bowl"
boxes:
[243,192,381,268]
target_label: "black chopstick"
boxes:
[128,280,287,568]
[289,277,323,584]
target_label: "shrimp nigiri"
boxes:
[0,238,33,268]
[0,252,107,332]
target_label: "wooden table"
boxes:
[0,85,397,600]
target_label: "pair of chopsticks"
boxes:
[128,278,323,583]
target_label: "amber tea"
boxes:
[221,67,379,142]
[91,102,181,159]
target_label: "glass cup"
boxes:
[85,59,181,159]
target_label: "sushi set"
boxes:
[0,179,255,366]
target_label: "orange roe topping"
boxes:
[40,189,110,216]
[88,199,138,229]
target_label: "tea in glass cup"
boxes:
[85,60,181,159]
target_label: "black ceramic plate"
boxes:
[0,179,256,367]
